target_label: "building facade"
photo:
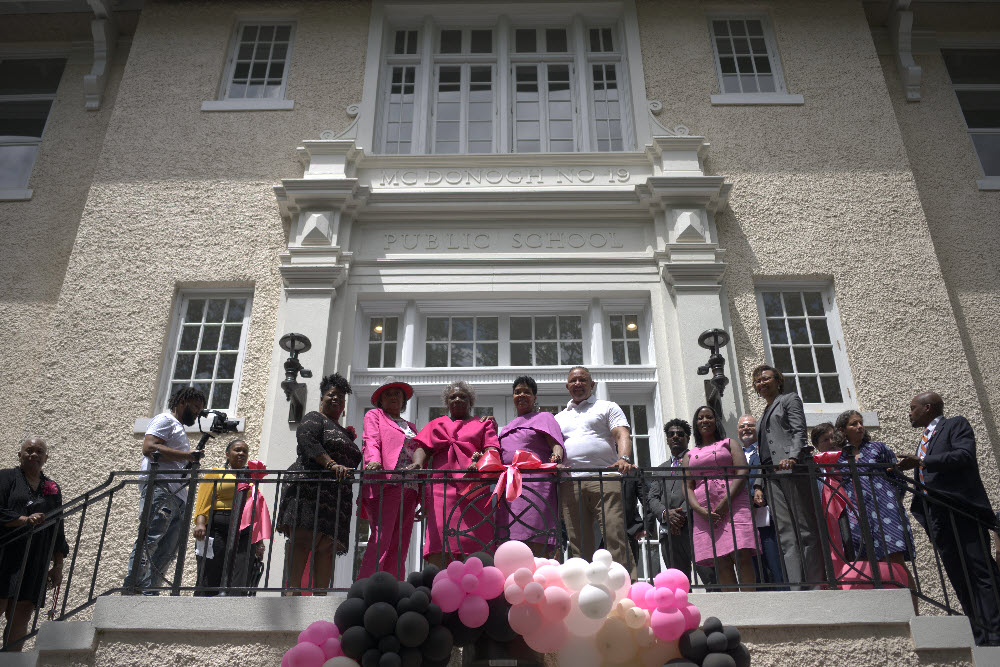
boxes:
[1,0,999,583]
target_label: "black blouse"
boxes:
[0,468,69,558]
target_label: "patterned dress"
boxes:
[276,411,362,553]
[836,441,915,561]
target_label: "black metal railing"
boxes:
[2,459,998,650]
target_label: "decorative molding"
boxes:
[320,104,362,141]
[350,365,658,390]
[888,0,922,102]
[83,0,115,111]
[647,102,690,138]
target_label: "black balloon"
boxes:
[423,602,443,626]
[366,572,401,606]
[407,571,424,588]
[400,647,422,667]
[341,626,375,660]
[442,611,485,647]
[397,597,413,615]
[722,625,741,649]
[421,625,454,662]
[678,629,709,663]
[395,611,430,648]
[727,644,751,667]
[336,598,371,634]
[415,585,432,599]
[397,581,416,601]
[410,590,430,613]
[350,577,370,600]
[362,648,382,667]
[468,551,495,567]
[379,652,402,667]
[702,616,724,635]
[365,602,399,639]
[706,631,728,653]
[702,653,736,667]
[483,597,516,643]
[379,636,401,654]
[665,661,699,666]
[420,565,440,589]
[422,658,450,667]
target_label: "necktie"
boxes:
[671,457,681,468]
[917,427,931,488]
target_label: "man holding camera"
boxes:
[124,386,206,594]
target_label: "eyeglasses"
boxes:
[753,376,775,386]
[666,432,686,439]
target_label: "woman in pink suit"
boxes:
[411,381,499,567]
[358,380,420,579]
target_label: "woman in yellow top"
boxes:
[192,440,268,596]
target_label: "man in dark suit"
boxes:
[752,364,824,588]
[645,419,717,587]
[898,392,1000,645]
[622,474,658,578]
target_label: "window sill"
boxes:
[0,188,33,201]
[132,416,245,435]
[804,410,879,429]
[200,99,294,112]
[711,93,804,106]
[977,177,1000,191]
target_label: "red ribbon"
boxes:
[476,449,559,501]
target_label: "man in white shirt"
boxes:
[124,386,206,594]
[555,366,637,575]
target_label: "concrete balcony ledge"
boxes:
[18,590,993,667]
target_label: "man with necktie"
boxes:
[899,391,1000,645]
[645,419,717,587]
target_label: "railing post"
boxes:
[126,451,160,595]
[171,458,203,595]
[805,459,838,588]
[846,449,882,588]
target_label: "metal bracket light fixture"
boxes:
[279,333,312,422]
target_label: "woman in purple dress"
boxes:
[497,376,565,557]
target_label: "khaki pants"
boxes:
[560,478,636,579]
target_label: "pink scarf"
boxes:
[237,460,272,544]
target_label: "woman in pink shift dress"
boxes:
[684,405,757,590]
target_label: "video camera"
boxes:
[199,409,241,435]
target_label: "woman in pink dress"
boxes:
[684,405,757,590]
[410,381,499,567]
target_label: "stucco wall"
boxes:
[635,0,998,493]
[880,49,1000,466]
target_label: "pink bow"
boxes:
[238,460,272,543]
[476,449,559,501]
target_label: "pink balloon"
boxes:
[513,567,534,588]
[320,638,343,660]
[465,556,484,576]
[674,589,688,607]
[461,574,479,592]
[654,569,690,594]
[458,595,490,628]
[476,566,505,600]
[650,608,686,642]
[504,583,525,605]
[534,564,565,589]
[283,642,326,667]
[539,586,572,621]
[643,588,657,610]
[508,602,543,635]
[653,587,675,611]
[494,541,536,577]
[628,582,655,610]
[679,603,701,630]
[432,578,465,613]
[447,560,466,582]
[523,620,569,653]
[523,582,544,604]
[299,620,339,646]
[433,569,449,586]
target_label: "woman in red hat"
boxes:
[358,379,420,578]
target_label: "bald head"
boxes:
[737,414,757,447]
[909,392,944,428]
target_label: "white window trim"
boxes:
[359,1,648,155]
[754,282,867,422]
[977,176,1000,190]
[938,44,1000,187]
[151,289,254,420]
[707,13,802,106]
[202,20,296,112]
[604,306,649,366]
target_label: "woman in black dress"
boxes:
[276,373,361,594]
[0,437,68,651]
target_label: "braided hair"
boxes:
[168,386,207,410]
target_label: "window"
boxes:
[368,316,398,368]
[0,58,65,199]
[204,23,294,110]
[510,315,583,366]
[426,316,499,367]
[609,314,641,364]
[942,49,1000,180]
[165,294,253,412]
[377,20,631,154]
[620,404,650,468]
[755,287,852,408]
[707,17,801,105]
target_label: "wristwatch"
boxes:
[619,454,633,464]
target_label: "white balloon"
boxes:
[607,563,629,593]
[565,592,607,637]
[560,558,589,591]
[593,549,613,567]
[578,583,614,620]
[323,658,361,667]
[585,561,610,586]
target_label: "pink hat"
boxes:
[370,378,414,407]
